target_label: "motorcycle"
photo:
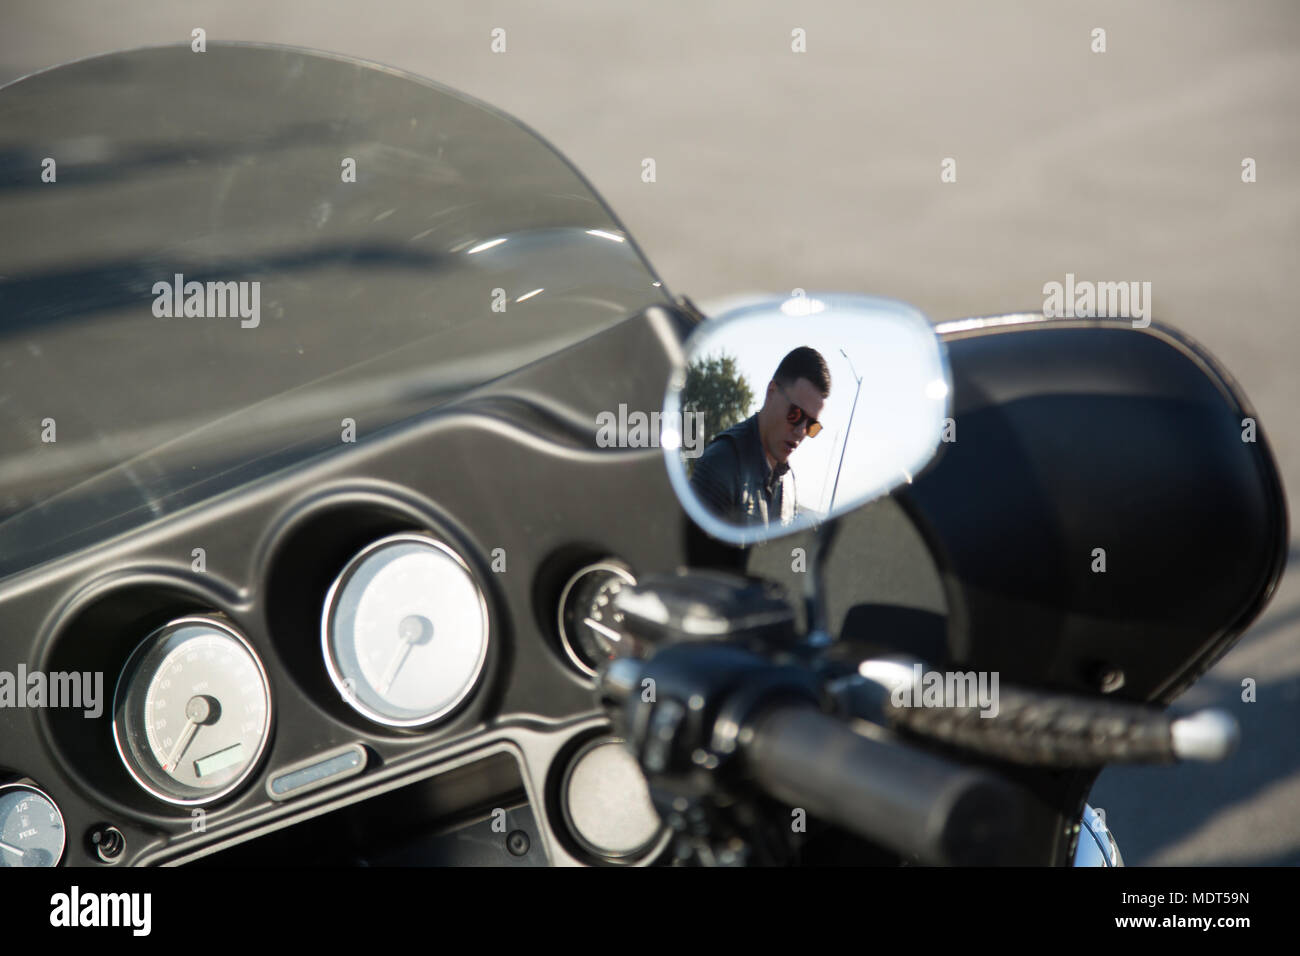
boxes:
[0,42,1286,868]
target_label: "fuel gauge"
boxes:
[0,783,65,867]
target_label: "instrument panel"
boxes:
[0,309,689,867]
[0,306,948,867]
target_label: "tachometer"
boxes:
[322,533,489,728]
[113,616,272,805]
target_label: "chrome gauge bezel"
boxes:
[0,782,66,867]
[557,561,637,678]
[320,532,490,729]
[111,615,274,807]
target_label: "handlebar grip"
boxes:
[887,684,1239,765]
[743,705,1039,865]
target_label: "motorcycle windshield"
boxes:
[0,43,670,581]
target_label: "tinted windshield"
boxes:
[0,43,669,579]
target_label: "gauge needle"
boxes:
[379,638,416,696]
[162,695,217,773]
[162,718,201,773]
[584,617,621,642]
[380,615,432,695]
[0,839,24,858]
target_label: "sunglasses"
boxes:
[776,384,822,437]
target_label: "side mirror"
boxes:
[661,294,951,546]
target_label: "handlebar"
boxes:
[743,704,1040,865]
[603,657,1043,865]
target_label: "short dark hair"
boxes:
[773,346,831,398]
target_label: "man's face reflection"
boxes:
[760,376,825,466]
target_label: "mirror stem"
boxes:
[804,518,841,647]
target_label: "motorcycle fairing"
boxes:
[0,42,671,582]
[898,315,1287,705]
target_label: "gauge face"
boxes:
[113,617,272,805]
[0,784,65,867]
[558,562,637,676]
[561,738,664,862]
[322,533,489,728]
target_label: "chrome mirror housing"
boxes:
[661,294,951,546]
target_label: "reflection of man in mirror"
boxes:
[690,346,830,528]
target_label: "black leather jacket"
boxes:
[688,414,796,528]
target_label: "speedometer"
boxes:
[322,533,489,728]
[113,616,272,805]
